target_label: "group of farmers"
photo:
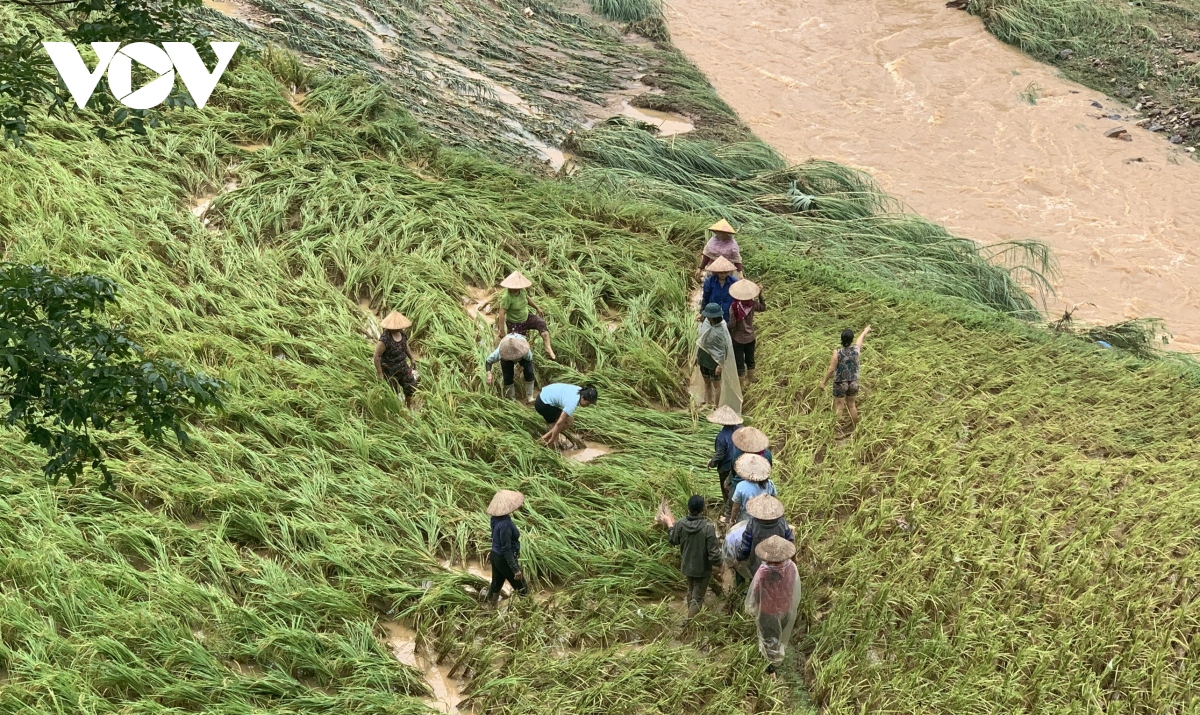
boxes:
[369,218,874,680]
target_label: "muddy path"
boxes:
[665,0,1200,350]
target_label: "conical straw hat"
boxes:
[733,426,769,453]
[729,280,761,301]
[755,534,796,562]
[486,489,525,516]
[708,219,737,234]
[734,453,771,482]
[500,271,533,290]
[707,256,736,273]
[498,334,530,361]
[380,311,411,330]
[745,494,784,520]
[706,405,744,426]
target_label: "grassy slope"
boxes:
[0,3,1197,715]
[972,0,1200,151]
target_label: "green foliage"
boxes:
[590,0,661,23]
[0,26,63,145]
[0,263,224,486]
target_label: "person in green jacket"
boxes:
[658,495,723,618]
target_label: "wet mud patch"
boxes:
[381,621,466,713]
[563,441,612,463]
[190,179,239,229]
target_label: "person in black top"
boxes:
[486,489,529,602]
[373,311,418,407]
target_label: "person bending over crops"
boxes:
[706,405,743,520]
[699,257,739,322]
[536,383,598,449]
[729,453,777,524]
[745,536,801,678]
[819,325,872,429]
[736,495,794,580]
[486,490,529,602]
[727,426,774,516]
[373,311,418,407]
[496,271,556,361]
[728,279,765,389]
[658,495,724,619]
[694,303,742,413]
[697,219,743,276]
[486,333,536,402]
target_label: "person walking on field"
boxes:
[699,257,739,323]
[727,426,773,514]
[486,489,529,602]
[535,383,598,449]
[486,332,537,402]
[819,325,872,429]
[729,453,777,524]
[495,271,556,360]
[694,303,742,413]
[373,311,418,407]
[697,219,743,276]
[736,495,795,579]
[657,495,724,618]
[727,279,765,389]
[706,405,743,520]
[745,536,801,678]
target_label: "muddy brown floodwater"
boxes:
[666,0,1200,350]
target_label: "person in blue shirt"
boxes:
[535,383,598,448]
[706,405,743,520]
[730,453,777,524]
[727,426,774,503]
[699,256,739,322]
[485,333,536,402]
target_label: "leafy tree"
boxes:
[0,263,224,486]
[0,0,206,145]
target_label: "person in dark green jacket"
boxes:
[660,495,723,618]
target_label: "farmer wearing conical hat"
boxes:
[727,279,765,388]
[699,256,739,323]
[736,494,794,579]
[706,405,743,519]
[698,219,743,275]
[486,489,529,602]
[729,453,776,524]
[745,535,801,678]
[657,495,724,619]
[496,271,555,360]
[485,332,536,402]
[693,303,742,413]
[373,311,418,407]
[819,325,872,430]
[727,426,773,516]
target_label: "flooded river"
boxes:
[666,0,1200,350]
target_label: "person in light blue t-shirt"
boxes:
[535,383,598,447]
[729,453,777,523]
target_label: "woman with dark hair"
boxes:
[819,325,871,428]
[536,383,598,448]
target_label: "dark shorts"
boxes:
[732,339,756,375]
[534,396,563,424]
[384,368,417,397]
[507,314,549,336]
[698,349,719,379]
[833,380,859,398]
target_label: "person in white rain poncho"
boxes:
[691,302,743,414]
[745,535,801,677]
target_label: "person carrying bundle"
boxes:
[496,271,556,361]
[693,303,742,413]
[536,383,598,449]
[657,495,723,619]
[727,279,765,388]
[699,257,739,323]
[729,453,777,524]
[485,332,536,402]
[697,219,743,276]
[819,325,872,429]
[745,536,801,678]
[486,489,529,602]
[706,405,743,519]
[373,311,418,408]
[736,495,795,579]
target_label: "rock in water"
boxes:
[1170,135,1184,144]
[1104,127,1130,140]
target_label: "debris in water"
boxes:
[462,287,497,324]
[619,101,693,136]
[1104,127,1131,141]
[945,0,968,8]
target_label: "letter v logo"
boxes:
[43,42,122,109]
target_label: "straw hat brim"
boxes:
[745,494,784,520]
[755,535,796,562]
[732,427,769,453]
[498,335,530,361]
[380,311,411,330]
[706,405,744,426]
[500,271,533,290]
[486,489,525,516]
[734,453,771,482]
[708,219,737,234]
[707,256,736,273]
[729,280,760,301]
